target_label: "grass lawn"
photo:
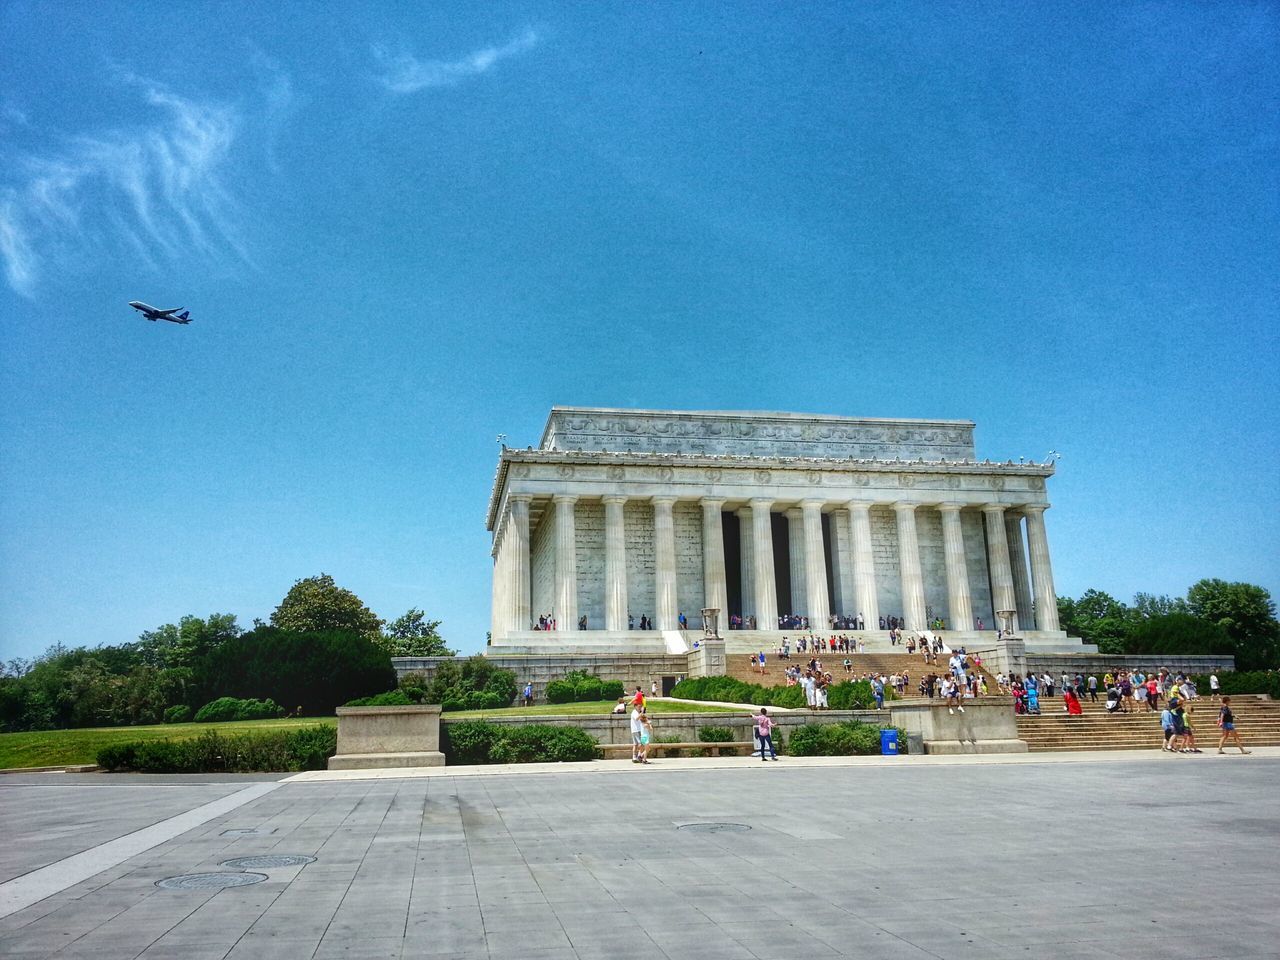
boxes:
[0,717,336,770]
[0,701,733,769]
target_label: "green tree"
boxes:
[383,609,455,657]
[1123,612,1232,657]
[136,613,241,670]
[1186,579,1280,671]
[270,574,384,642]
[1131,592,1189,620]
[1057,589,1133,655]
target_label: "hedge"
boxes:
[787,720,907,757]
[442,720,597,764]
[1190,671,1280,700]
[97,725,337,773]
[193,697,283,723]
[344,690,414,707]
[670,676,885,709]
[163,705,192,724]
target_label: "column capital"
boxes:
[937,501,965,513]
[800,498,826,511]
[699,497,726,508]
[650,495,678,507]
[892,500,921,513]
[750,497,775,509]
[846,500,872,514]
[981,503,1006,516]
[783,506,803,519]
[552,494,579,506]
[601,494,628,505]
[509,493,534,504]
[1019,503,1049,516]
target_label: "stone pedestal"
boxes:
[687,637,726,678]
[888,700,1027,754]
[328,705,446,770]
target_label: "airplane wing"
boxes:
[157,307,184,316]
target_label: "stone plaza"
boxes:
[3,755,1278,959]
[487,408,1086,656]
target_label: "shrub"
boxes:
[198,627,395,716]
[423,656,517,709]
[97,725,336,773]
[545,679,576,704]
[654,733,683,757]
[1190,671,1280,700]
[670,676,891,709]
[600,680,625,700]
[574,678,604,702]
[442,720,597,764]
[827,680,877,710]
[193,697,283,723]
[698,725,733,742]
[344,690,413,707]
[444,720,503,764]
[398,672,428,703]
[787,720,906,757]
[163,705,192,724]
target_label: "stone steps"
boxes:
[1016,699,1280,751]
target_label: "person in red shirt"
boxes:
[631,686,645,709]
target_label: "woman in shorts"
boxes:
[1217,697,1251,754]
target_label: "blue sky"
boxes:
[1,2,1277,661]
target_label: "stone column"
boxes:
[653,496,679,631]
[802,500,831,629]
[938,503,972,634]
[553,495,578,630]
[750,499,778,629]
[1023,505,1061,631]
[847,502,879,628]
[1005,511,1034,633]
[737,507,755,621]
[509,495,532,633]
[701,499,728,632]
[894,502,927,632]
[982,504,1017,631]
[784,507,806,616]
[829,509,849,616]
[602,495,628,632]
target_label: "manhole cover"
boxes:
[676,822,752,833]
[220,855,316,869]
[221,828,276,837]
[156,872,268,890]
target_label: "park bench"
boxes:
[598,740,760,759]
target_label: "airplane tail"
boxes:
[177,311,191,323]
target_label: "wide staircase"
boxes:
[726,651,996,691]
[1016,696,1280,752]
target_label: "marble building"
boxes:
[486,407,1079,654]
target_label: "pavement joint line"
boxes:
[0,780,282,920]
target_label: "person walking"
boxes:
[753,707,778,761]
[1209,674,1221,700]
[638,711,654,763]
[522,681,533,707]
[629,703,645,763]
[1087,674,1098,703]
[1216,697,1251,754]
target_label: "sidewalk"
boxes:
[283,744,1280,782]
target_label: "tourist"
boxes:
[611,698,627,714]
[871,675,885,709]
[1160,700,1180,752]
[758,650,767,674]
[1144,675,1159,712]
[1063,687,1083,716]
[749,653,759,674]
[1118,673,1133,713]
[632,686,646,709]
[650,679,658,697]
[1209,673,1221,700]
[678,611,687,629]
[1216,697,1251,754]
[1025,681,1040,715]
[944,676,964,714]
[630,703,645,762]
[1087,674,1098,702]
[815,672,830,710]
[801,670,816,709]
[1173,700,1201,753]
[753,707,778,760]
[522,681,533,707]
[638,710,654,763]
[843,657,852,674]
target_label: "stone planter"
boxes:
[328,705,445,770]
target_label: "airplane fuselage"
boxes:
[129,301,192,324]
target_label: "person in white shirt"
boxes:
[629,706,645,763]
[1209,674,1220,699]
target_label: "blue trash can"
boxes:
[880,728,899,755]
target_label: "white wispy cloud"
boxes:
[376,28,539,94]
[0,83,243,297]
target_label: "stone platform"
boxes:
[327,704,444,770]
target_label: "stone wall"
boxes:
[576,500,604,628]
[624,500,656,623]
[963,509,995,627]
[870,506,901,619]
[393,654,691,702]
[1024,653,1236,677]
[674,500,706,621]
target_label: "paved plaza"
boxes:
[2,755,1278,960]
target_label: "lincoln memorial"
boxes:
[487,408,1087,655]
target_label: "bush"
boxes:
[423,656,517,710]
[654,733,683,757]
[163,705,192,724]
[398,672,428,703]
[600,680,625,700]
[193,697,283,723]
[198,627,395,716]
[787,720,906,757]
[574,678,603,702]
[344,690,413,707]
[1190,671,1280,700]
[698,725,733,742]
[545,680,576,704]
[96,725,336,773]
[442,720,598,764]
[670,676,889,709]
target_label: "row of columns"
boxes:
[498,495,1059,634]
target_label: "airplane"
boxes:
[129,301,193,324]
